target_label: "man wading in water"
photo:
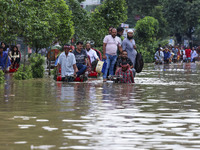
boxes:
[103,28,122,82]
[57,44,77,82]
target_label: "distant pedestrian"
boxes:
[191,47,198,62]
[185,46,191,62]
[154,48,164,64]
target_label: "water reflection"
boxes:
[0,63,200,149]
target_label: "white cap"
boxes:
[127,29,134,33]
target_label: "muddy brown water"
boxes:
[0,63,200,150]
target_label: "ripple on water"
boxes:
[18,124,36,129]
[13,116,37,120]
[14,141,27,144]
[42,126,58,131]
[36,119,49,122]
[30,145,56,149]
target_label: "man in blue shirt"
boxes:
[0,45,11,72]
[163,48,171,64]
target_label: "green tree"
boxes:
[0,0,74,51]
[0,0,19,43]
[161,0,200,43]
[135,16,159,62]
[66,0,91,43]
[48,0,74,45]
[150,6,168,39]
[18,0,74,52]
[135,16,159,44]
[30,54,45,78]
[90,0,128,46]
[77,0,84,3]
[125,0,160,27]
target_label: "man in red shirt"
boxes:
[185,46,191,62]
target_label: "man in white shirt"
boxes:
[191,47,198,62]
[103,28,122,81]
[154,48,164,64]
[85,43,99,63]
[57,44,77,81]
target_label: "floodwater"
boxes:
[0,62,200,150]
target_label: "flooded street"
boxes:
[1,63,200,150]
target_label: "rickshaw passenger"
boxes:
[9,45,20,68]
[73,41,89,77]
[85,43,99,63]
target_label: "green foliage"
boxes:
[66,0,90,43]
[125,0,160,27]
[161,0,200,40]
[137,41,158,63]
[13,54,45,80]
[135,16,159,44]
[30,54,45,78]
[0,0,19,43]
[13,65,32,80]
[0,70,5,84]
[51,67,58,80]
[134,16,159,63]
[77,0,84,2]
[48,0,74,45]
[0,0,74,51]
[89,0,128,46]
[150,6,169,39]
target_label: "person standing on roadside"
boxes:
[103,28,122,82]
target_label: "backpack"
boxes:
[135,51,144,73]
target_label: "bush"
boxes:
[137,41,158,63]
[0,70,5,83]
[13,65,32,80]
[30,54,45,78]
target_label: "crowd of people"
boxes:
[56,27,137,83]
[2,28,200,84]
[0,42,21,72]
[0,27,138,83]
[155,45,199,64]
